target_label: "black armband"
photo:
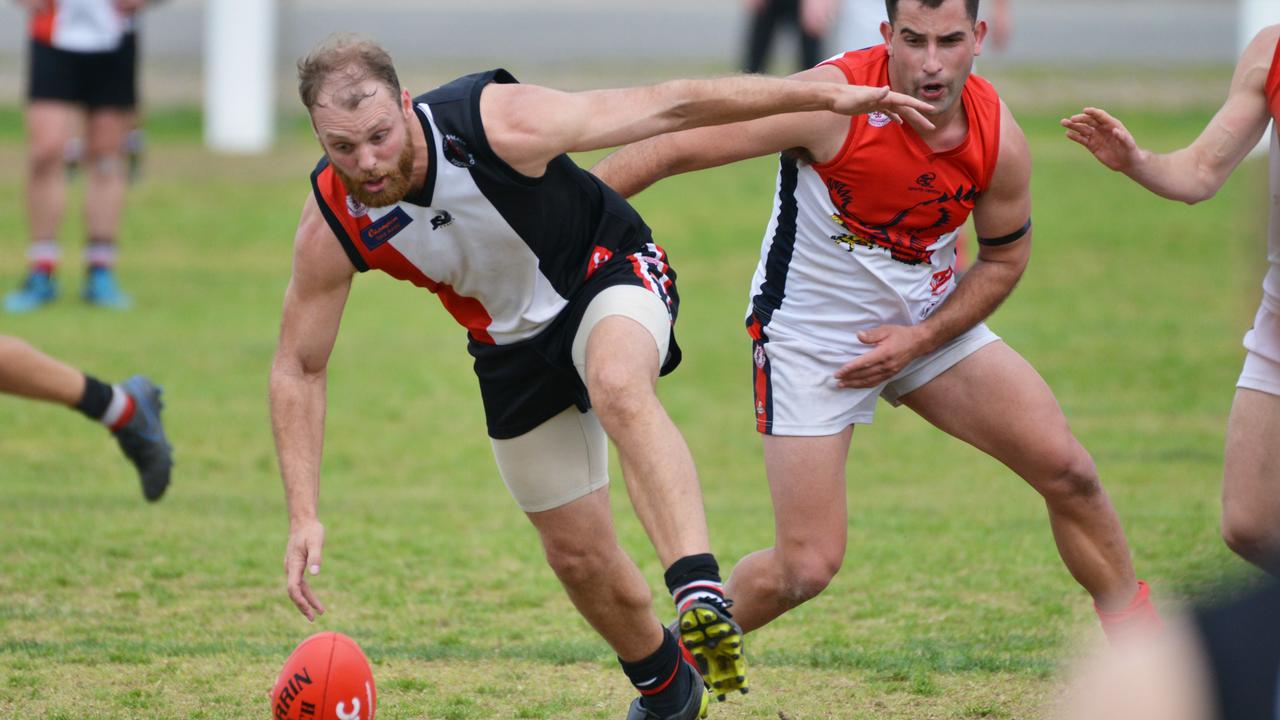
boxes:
[978,218,1032,246]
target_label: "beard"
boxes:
[332,128,416,207]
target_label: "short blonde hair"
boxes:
[297,33,401,111]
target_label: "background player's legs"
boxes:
[725,428,852,633]
[743,0,786,73]
[83,108,131,251]
[1220,388,1280,575]
[25,101,79,251]
[585,315,711,566]
[7,101,80,312]
[899,342,1141,610]
[81,107,134,308]
[0,333,88,403]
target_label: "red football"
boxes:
[271,631,377,720]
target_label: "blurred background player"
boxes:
[594,0,1161,644]
[742,0,836,74]
[0,334,173,500]
[5,0,153,313]
[1057,577,1280,720]
[1061,23,1280,576]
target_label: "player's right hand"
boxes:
[284,518,327,621]
[1060,107,1140,172]
[833,85,936,132]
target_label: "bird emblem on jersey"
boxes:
[346,195,368,218]
[443,134,476,168]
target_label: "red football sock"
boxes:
[1095,580,1164,643]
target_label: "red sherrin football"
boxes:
[271,631,377,720]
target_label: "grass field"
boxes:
[0,91,1269,719]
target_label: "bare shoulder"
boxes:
[293,193,356,285]
[994,101,1031,187]
[1237,24,1280,89]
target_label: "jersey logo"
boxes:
[867,111,892,128]
[360,206,414,251]
[431,210,454,230]
[346,196,369,218]
[916,172,936,188]
[585,245,614,280]
[443,134,476,168]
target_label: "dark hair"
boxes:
[297,33,401,111]
[885,0,979,23]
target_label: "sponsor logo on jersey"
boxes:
[867,111,892,128]
[916,172,936,188]
[431,210,454,230]
[753,345,766,369]
[443,134,476,168]
[360,206,414,251]
[346,196,368,218]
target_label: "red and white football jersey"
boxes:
[747,44,1002,336]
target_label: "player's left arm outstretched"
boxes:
[1059,25,1278,204]
[835,101,1032,388]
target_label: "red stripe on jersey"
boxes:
[316,165,374,252]
[368,241,496,344]
[31,9,55,45]
[1267,34,1280,122]
[747,317,771,434]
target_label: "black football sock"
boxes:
[665,553,728,615]
[620,625,691,716]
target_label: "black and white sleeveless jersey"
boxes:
[311,69,663,345]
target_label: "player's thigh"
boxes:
[1222,387,1280,526]
[899,341,1087,481]
[573,284,670,388]
[491,406,609,514]
[763,427,853,559]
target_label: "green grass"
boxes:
[0,98,1267,719]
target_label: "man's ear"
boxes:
[973,19,988,57]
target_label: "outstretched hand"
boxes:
[1060,107,1139,172]
[832,85,936,132]
[284,518,327,621]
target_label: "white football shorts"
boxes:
[1239,301,1280,397]
[748,316,1000,435]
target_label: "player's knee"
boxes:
[542,536,611,589]
[1221,511,1280,565]
[587,365,652,427]
[1036,446,1101,503]
[28,141,64,177]
[85,152,125,179]
[780,550,843,606]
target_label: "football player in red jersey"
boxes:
[594,0,1161,644]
